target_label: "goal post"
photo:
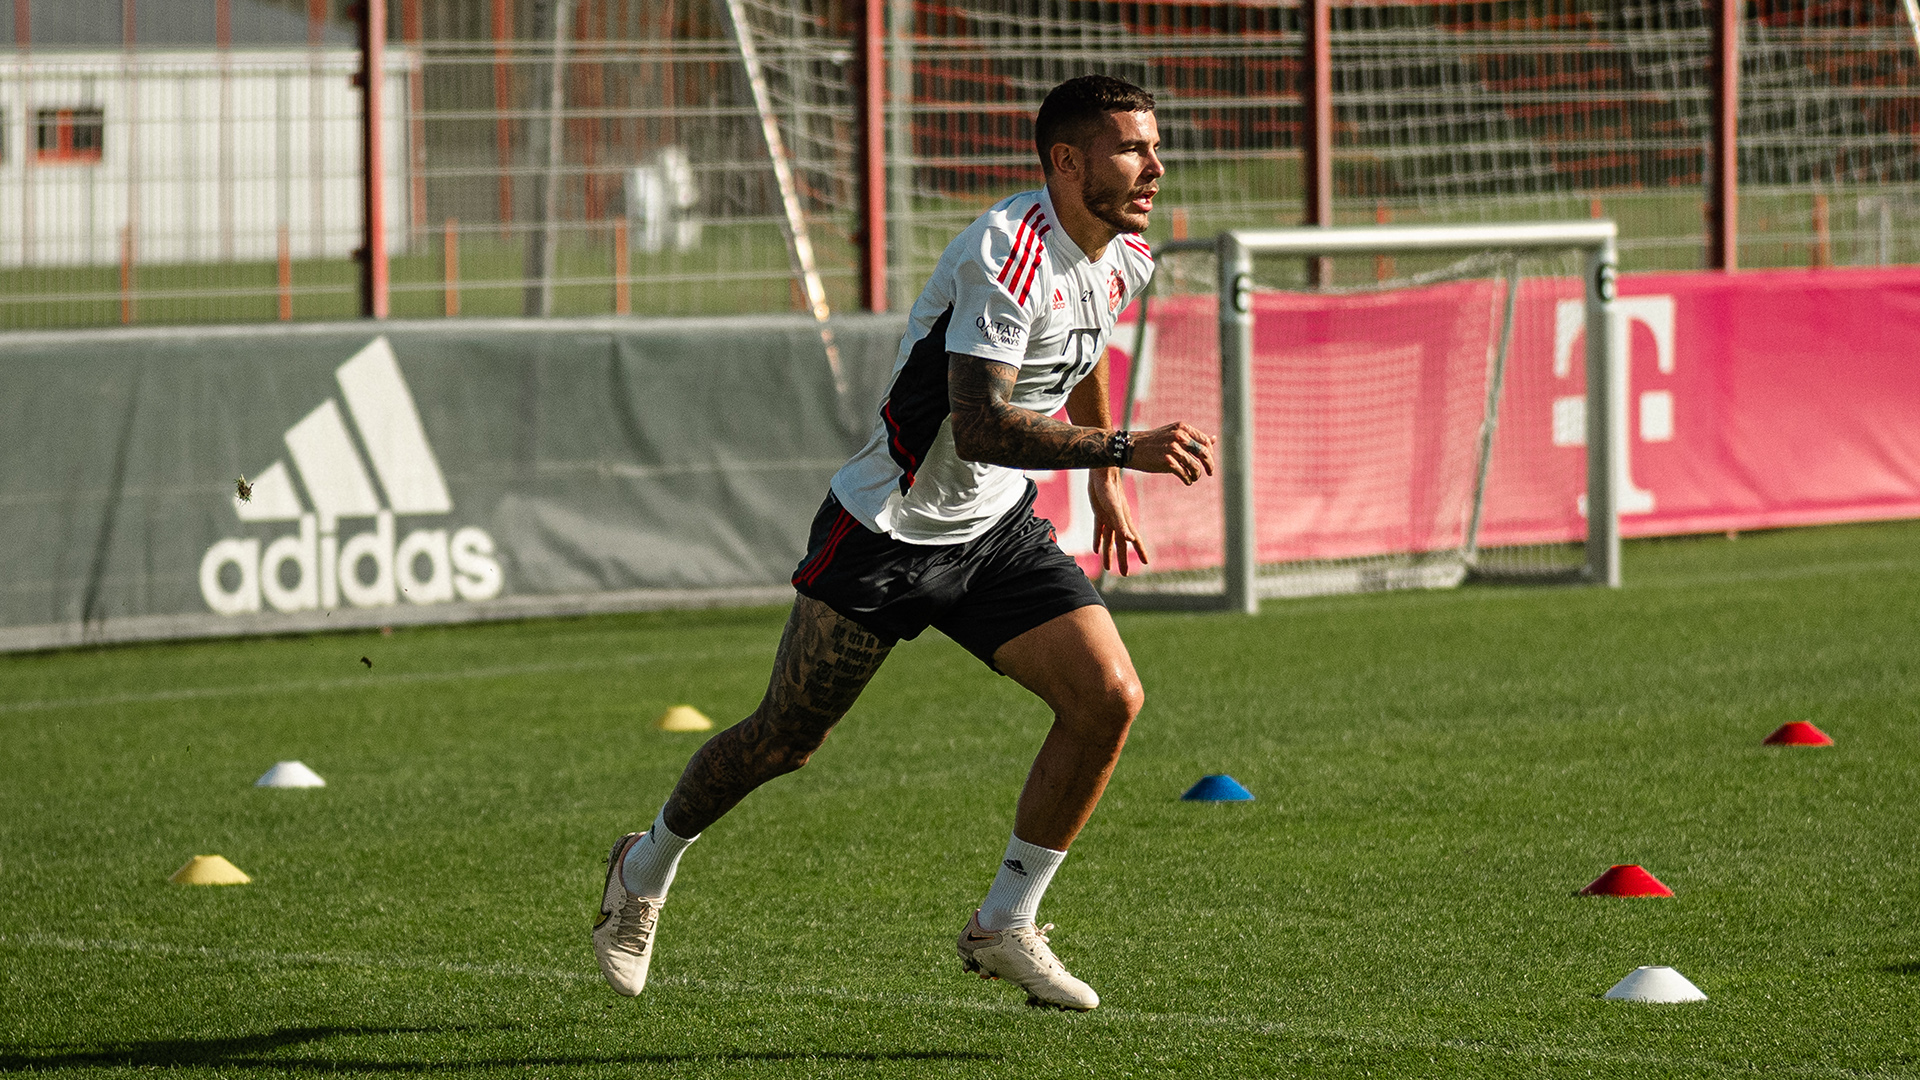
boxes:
[1111,221,1620,613]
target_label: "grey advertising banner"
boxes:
[0,315,907,652]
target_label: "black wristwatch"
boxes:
[1106,429,1134,468]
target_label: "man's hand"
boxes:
[1127,423,1217,486]
[1088,467,1148,576]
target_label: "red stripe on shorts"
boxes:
[794,508,858,588]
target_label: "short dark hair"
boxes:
[1034,75,1156,175]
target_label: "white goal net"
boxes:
[1106,223,1620,611]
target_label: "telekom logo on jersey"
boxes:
[199,337,503,616]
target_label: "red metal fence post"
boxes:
[857,0,888,312]
[613,216,630,314]
[361,0,390,317]
[1708,0,1740,271]
[403,0,427,246]
[443,218,460,316]
[1302,0,1333,285]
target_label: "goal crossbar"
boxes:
[1127,221,1621,614]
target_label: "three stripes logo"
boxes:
[198,337,503,616]
[997,203,1052,305]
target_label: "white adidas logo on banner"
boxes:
[199,337,503,616]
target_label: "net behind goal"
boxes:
[1106,222,1620,611]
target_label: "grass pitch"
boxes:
[2,520,1917,1077]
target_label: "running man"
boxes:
[594,74,1216,1012]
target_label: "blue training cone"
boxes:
[1181,774,1255,801]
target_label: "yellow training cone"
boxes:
[168,855,251,886]
[655,705,714,732]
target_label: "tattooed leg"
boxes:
[660,595,893,837]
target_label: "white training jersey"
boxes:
[830,187,1155,544]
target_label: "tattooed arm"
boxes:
[948,353,1112,469]
[947,352,1220,483]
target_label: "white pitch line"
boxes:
[0,932,1879,1077]
[0,645,764,717]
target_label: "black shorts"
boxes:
[790,482,1105,671]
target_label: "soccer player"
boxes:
[594,74,1216,1011]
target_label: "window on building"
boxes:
[36,108,105,164]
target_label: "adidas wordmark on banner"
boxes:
[199,338,503,616]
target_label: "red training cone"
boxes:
[1763,721,1834,746]
[1580,864,1674,898]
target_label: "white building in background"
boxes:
[0,0,410,268]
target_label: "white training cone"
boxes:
[255,760,326,788]
[1603,966,1707,1003]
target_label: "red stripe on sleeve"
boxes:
[996,205,1043,286]
[1001,214,1047,298]
[1016,225,1052,304]
[881,399,920,487]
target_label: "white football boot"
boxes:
[593,832,664,995]
[956,910,1100,1011]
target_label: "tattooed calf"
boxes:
[662,596,892,836]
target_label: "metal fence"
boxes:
[1,45,400,326]
[2,0,1916,328]
[401,0,859,320]
[895,0,1920,286]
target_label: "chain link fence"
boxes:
[2,0,1915,327]
[1,1,397,327]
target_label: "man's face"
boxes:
[1077,110,1164,236]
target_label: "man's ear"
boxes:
[1048,142,1079,178]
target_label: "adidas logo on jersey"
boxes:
[1052,288,1068,313]
[198,337,502,616]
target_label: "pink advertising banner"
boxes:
[1601,266,1920,537]
[1031,266,1920,577]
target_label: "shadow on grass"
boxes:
[1882,961,1920,976]
[0,1024,1001,1072]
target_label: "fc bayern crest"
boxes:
[1107,269,1125,316]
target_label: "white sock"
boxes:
[620,809,698,900]
[976,833,1068,931]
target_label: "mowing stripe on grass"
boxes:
[1,931,601,984]
[0,646,766,716]
[1,933,1878,1078]
[7,558,1905,714]
[1634,556,1913,589]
